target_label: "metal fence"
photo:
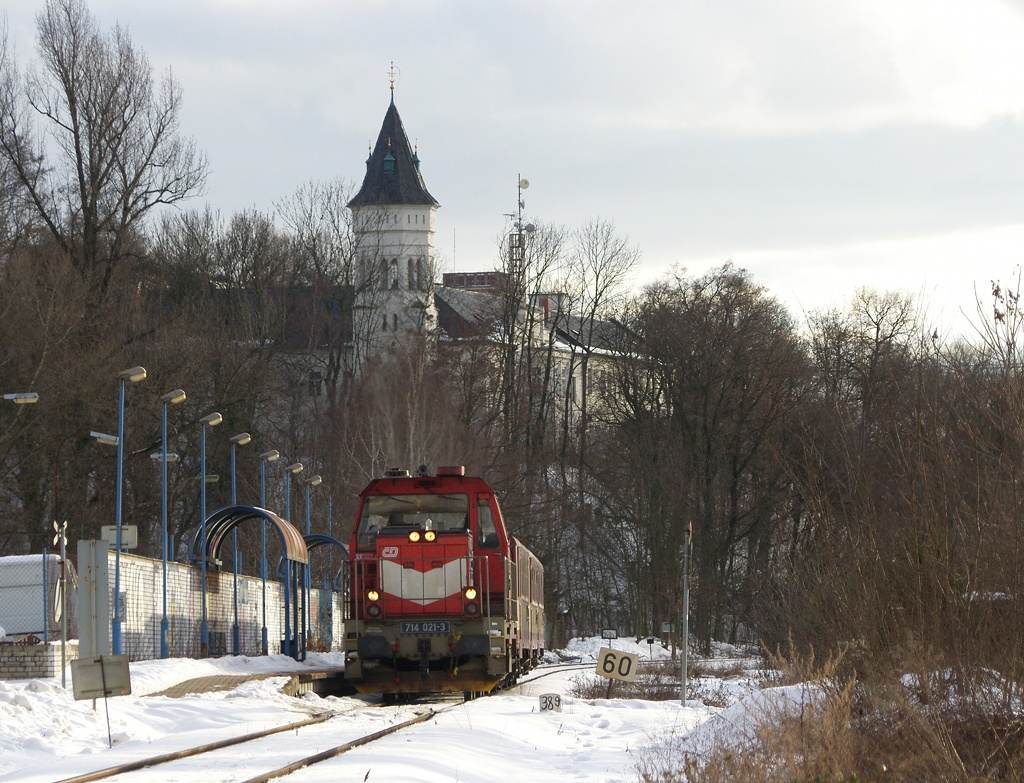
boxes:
[1,550,347,662]
[114,551,347,660]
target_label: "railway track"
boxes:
[51,698,460,783]
[43,663,583,783]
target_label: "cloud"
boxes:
[6,0,1023,328]
[682,222,1024,336]
[483,0,1024,135]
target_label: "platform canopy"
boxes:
[191,504,308,566]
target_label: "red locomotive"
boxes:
[343,466,545,699]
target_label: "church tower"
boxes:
[349,77,439,361]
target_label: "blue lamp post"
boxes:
[258,449,280,655]
[303,474,322,536]
[326,494,335,649]
[303,474,322,643]
[159,388,186,658]
[111,366,146,655]
[327,496,333,585]
[284,462,303,521]
[198,411,223,657]
[282,461,303,656]
[229,432,251,654]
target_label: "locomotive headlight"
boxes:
[408,530,421,542]
[424,530,437,542]
[464,587,478,601]
[367,589,380,602]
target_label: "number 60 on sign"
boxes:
[596,646,639,682]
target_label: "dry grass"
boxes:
[568,666,686,703]
[568,657,753,707]
[633,644,1024,783]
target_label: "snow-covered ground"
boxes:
[0,637,768,782]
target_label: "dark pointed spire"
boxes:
[349,101,438,208]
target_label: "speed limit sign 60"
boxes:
[595,646,639,682]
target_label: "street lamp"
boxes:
[282,461,303,658]
[229,433,252,503]
[198,411,223,657]
[229,432,251,654]
[303,474,322,536]
[2,392,39,403]
[259,451,280,508]
[303,474,322,644]
[258,449,279,655]
[158,389,186,659]
[327,496,334,586]
[111,366,146,655]
[284,462,303,522]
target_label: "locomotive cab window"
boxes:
[477,498,500,548]
[356,493,470,550]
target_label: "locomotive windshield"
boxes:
[356,493,469,550]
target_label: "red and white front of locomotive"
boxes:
[371,532,476,619]
[351,483,483,624]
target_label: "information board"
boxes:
[71,654,132,700]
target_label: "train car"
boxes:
[343,466,544,699]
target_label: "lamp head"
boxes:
[119,366,147,383]
[199,412,223,427]
[285,462,304,475]
[259,449,280,462]
[90,430,119,447]
[161,389,186,405]
[3,393,38,404]
[305,474,323,487]
[230,432,252,446]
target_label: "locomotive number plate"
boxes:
[401,621,451,634]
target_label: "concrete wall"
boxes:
[0,640,78,679]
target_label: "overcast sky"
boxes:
[6,0,1024,335]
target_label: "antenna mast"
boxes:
[508,175,534,278]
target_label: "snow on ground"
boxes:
[0,638,765,782]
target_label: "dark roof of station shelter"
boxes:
[348,98,439,208]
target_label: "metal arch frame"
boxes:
[303,533,349,652]
[303,533,349,588]
[189,504,309,661]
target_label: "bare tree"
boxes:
[590,264,808,646]
[559,219,640,485]
[277,178,367,390]
[492,220,568,467]
[0,0,207,300]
